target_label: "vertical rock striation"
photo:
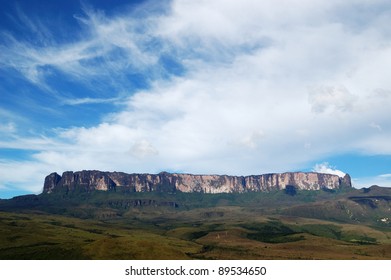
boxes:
[43,172,62,194]
[42,170,352,194]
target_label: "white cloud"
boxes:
[312,162,346,177]
[0,122,16,134]
[308,85,357,113]
[2,0,391,194]
[130,140,159,159]
[238,131,266,149]
[369,122,382,131]
[62,97,123,105]
[0,160,49,194]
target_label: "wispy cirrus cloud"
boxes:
[1,2,169,93]
[62,97,124,105]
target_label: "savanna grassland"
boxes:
[0,187,390,260]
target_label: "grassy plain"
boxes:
[0,187,390,259]
[0,207,390,259]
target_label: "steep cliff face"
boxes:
[45,171,116,193]
[43,171,352,194]
[43,172,62,193]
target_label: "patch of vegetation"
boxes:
[243,221,380,246]
[243,220,303,243]
[300,224,342,240]
[285,185,297,196]
[187,231,210,240]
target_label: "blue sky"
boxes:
[1,0,391,198]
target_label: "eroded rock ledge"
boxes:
[43,170,352,194]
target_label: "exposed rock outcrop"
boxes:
[42,170,352,194]
[43,172,62,193]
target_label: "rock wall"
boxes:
[43,170,352,194]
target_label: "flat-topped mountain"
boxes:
[2,170,391,261]
[43,170,352,194]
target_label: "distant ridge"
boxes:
[43,170,352,194]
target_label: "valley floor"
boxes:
[1,208,390,260]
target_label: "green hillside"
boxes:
[0,186,390,259]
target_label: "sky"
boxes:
[1,0,391,198]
